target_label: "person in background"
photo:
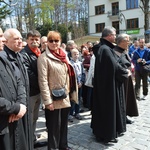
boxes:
[82,49,91,108]
[94,41,99,45]
[132,38,150,100]
[91,26,130,143]
[22,41,27,49]
[85,47,94,110]
[86,41,93,49]
[66,40,77,60]
[38,31,78,150]
[69,48,85,122]
[114,33,139,124]
[21,30,47,148]
[61,43,66,51]
[128,40,139,58]
[1,28,33,150]
[80,44,88,62]
[40,36,47,53]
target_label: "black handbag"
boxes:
[51,87,67,101]
[142,64,150,72]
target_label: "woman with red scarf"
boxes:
[38,31,77,150]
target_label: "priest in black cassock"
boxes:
[91,27,130,143]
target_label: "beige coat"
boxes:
[38,47,78,109]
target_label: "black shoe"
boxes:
[96,137,118,143]
[109,138,118,143]
[136,97,141,101]
[126,118,134,124]
[34,141,47,148]
[79,109,84,113]
[75,114,82,120]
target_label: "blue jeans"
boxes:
[70,87,82,115]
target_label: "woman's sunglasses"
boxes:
[48,40,59,43]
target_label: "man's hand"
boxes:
[9,114,19,123]
[127,69,132,76]
[137,58,142,63]
[78,83,82,88]
[16,104,27,118]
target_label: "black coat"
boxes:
[0,54,28,150]
[91,39,128,142]
[1,46,33,150]
[114,46,139,117]
[21,45,40,96]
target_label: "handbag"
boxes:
[51,65,67,101]
[142,64,150,72]
[51,87,67,101]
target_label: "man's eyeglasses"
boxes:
[48,40,59,43]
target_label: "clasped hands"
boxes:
[9,104,27,123]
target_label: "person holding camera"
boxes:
[132,38,150,100]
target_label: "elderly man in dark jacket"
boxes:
[0,55,27,150]
[1,28,33,150]
[0,28,27,150]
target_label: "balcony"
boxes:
[107,10,119,19]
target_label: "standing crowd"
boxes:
[0,25,150,150]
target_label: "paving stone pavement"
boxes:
[35,89,150,150]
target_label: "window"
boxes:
[96,23,105,33]
[112,2,119,15]
[127,18,138,29]
[95,5,105,15]
[126,0,138,9]
[112,21,119,34]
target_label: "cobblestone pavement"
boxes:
[35,90,150,150]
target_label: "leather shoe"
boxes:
[96,137,118,143]
[126,118,134,124]
[109,138,118,143]
[60,147,72,150]
[34,141,47,148]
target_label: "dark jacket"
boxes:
[91,38,128,142]
[21,45,40,96]
[0,52,29,150]
[0,57,25,135]
[2,46,33,150]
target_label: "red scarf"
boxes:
[50,48,76,92]
[29,47,41,57]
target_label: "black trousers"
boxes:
[0,133,11,150]
[135,70,148,98]
[45,107,70,150]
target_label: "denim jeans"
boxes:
[70,87,82,115]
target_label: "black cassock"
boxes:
[91,39,128,142]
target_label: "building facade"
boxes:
[88,0,149,39]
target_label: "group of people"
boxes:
[0,28,77,150]
[90,26,150,144]
[0,25,149,150]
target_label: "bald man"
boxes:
[1,28,33,150]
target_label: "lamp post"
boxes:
[0,0,18,6]
[118,11,126,33]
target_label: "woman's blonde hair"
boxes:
[71,48,79,55]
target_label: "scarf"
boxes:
[29,47,41,57]
[50,48,76,92]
